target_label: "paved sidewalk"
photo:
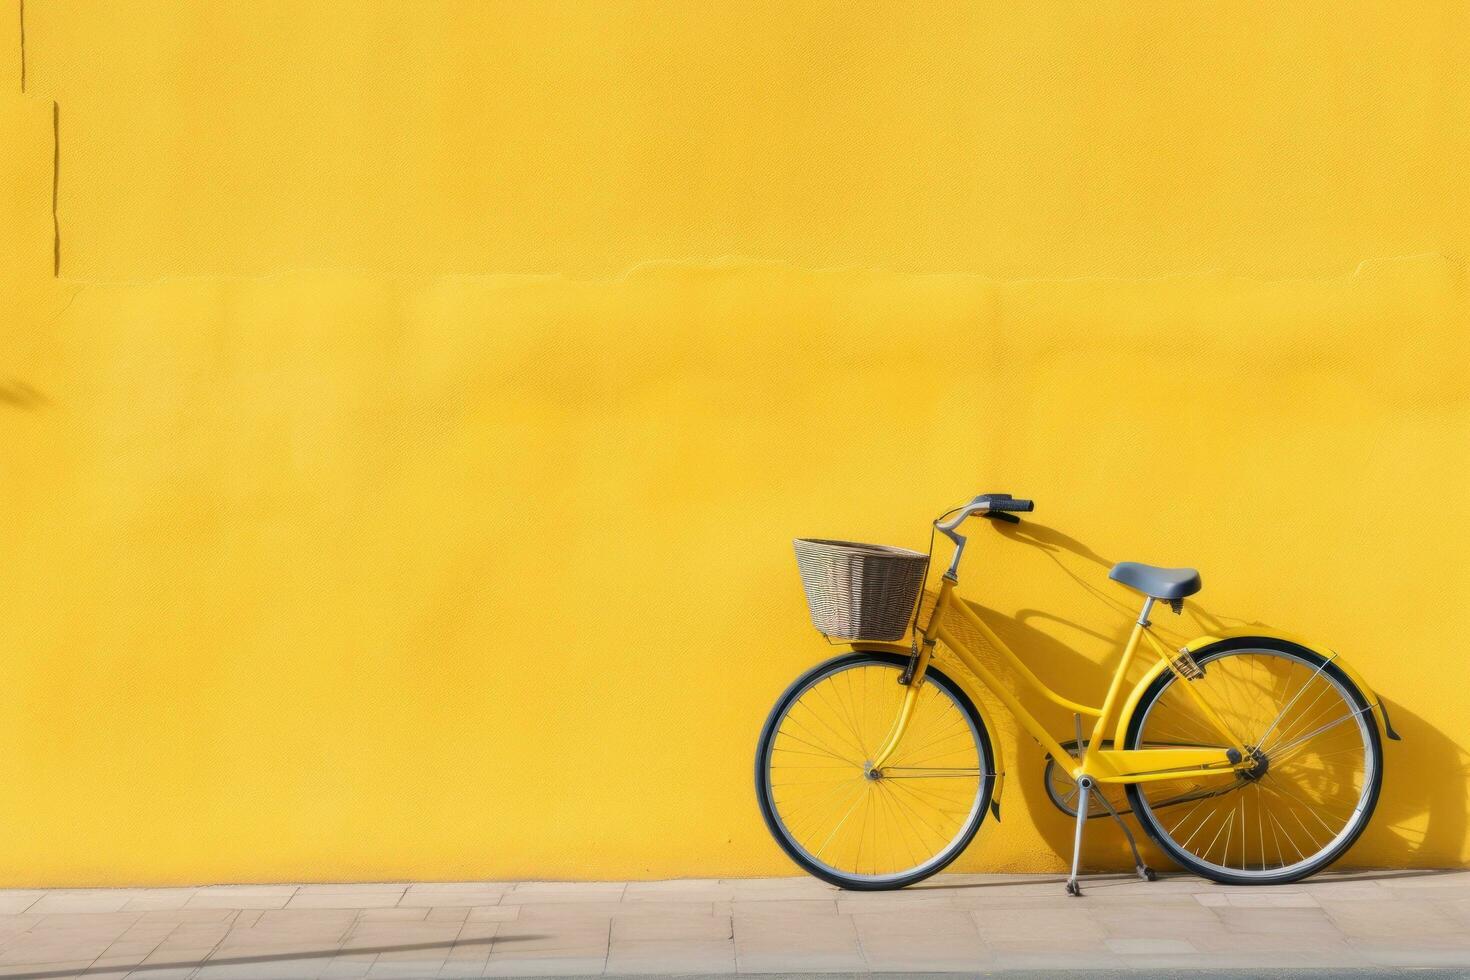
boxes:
[0,871,1465,978]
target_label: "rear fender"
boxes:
[850,641,1009,820]
[1111,627,1402,748]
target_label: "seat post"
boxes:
[1136,596,1156,627]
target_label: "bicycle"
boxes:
[755,493,1400,894]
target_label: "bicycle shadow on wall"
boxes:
[0,378,48,410]
[930,519,1466,878]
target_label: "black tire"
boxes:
[755,651,995,890]
[1124,637,1384,885]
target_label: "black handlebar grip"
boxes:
[989,497,1034,512]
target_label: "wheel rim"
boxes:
[763,661,988,884]
[1133,648,1377,879]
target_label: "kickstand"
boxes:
[1066,776,1088,896]
[1089,783,1157,883]
[1063,714,1155,897]
[1065,713,1088,897]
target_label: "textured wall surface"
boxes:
[1,2,1467,885]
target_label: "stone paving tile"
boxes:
[0,939,111,966]
[140,908,238,925]
[0,871,1467,975]
[27,889,144,914]
[1118,950,1347,970]
[716,878,839,903]
[498,884,626,906]
[1105,937,1197,954]
[851,909,977,938]
[341,920,464,955]
[733,911,864,974]
[613,901,716,920]
[322,950,379,978]
[970,905,1105,945]
[31,910,142,933]
[100,938,166,960]
[1209,905,1346,938]
[723,876,837,891]
[465,906,519,922]
[622,880,738,902]
[360,908,429,922]
[1374,869,1470,888]
[366,953,449,978]
[988,948,1130,970]
[1320,895,1465,938]
[1090,903,1219,939]
[1349,935,1470,968]
[611,912,731,942]
[121,887,202,912]
[197,953,335,980]
[288,889,407,910]
[481,952,606,975]
[398,884,510,909]
[1079,874,1214,897]
[606,937,738,974]
[983,935,1112,953]
[0,958,96,977]
[188,888,296,910]
[0,916,36,939]
[833,893,956,914]
[729,898,839,917]
[1193,933,1370,968]
[142,944,222,975]
[496,900,621,921]
[165,921,233,947]
[855,911,990,972]
[1194,889,1319,907]
[1297,878,1395,900]
[919,875,1071,900]
[79,955,147,980]
[517,899,699,922]
[233,909,265,929]
[0,894,43,916]
[1441,895,1470,925]
[438,920,496,975]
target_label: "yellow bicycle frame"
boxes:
[861,577,1251,788]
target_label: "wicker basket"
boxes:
[793,539,929,641]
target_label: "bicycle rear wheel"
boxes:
[1124,638,1383,884]
[755,652,994,890]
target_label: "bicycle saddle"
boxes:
[1108,561,1202,600]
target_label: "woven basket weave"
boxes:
[793,539,929,641]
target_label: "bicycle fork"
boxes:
[866,639,935,773]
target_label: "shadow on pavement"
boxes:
[3,934,546,980]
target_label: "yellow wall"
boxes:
[1,2,1467,885]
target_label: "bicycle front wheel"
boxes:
[755,652,994,890]
[1124,637,1383,884]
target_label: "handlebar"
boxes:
[934,493,1033,532]
[934,493,1034,579]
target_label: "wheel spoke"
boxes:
[761,657,988,885]
[1129,647,1377,881]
